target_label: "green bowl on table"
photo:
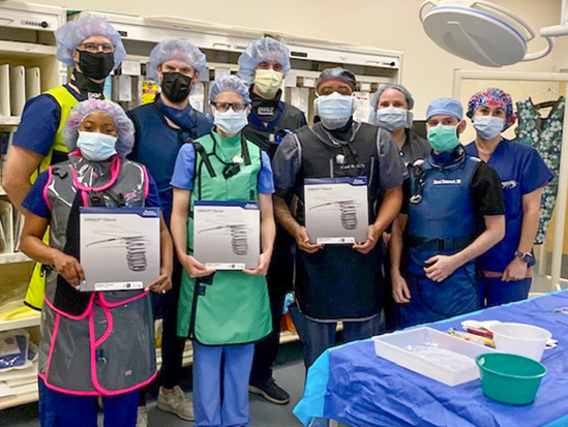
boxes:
[476,353,547,405]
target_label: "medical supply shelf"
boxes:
[0,315,40,332]
[0,1,66,412]
[0,252,31,265]
[0,384,39,411]
[0,1,399,410]
[0,117,20,126]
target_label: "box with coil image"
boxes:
[304,177,369,244]
[193,201,260,270]
[79,207,160,292]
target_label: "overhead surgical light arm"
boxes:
[420,0,568,66]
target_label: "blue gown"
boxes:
[465,139,553,306]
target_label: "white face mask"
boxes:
[254,69,284,97]
[473,115,504,140]
[315,92,354,130]
[213,108,249,135]
[374,107,412,131]
[77,131,118,161]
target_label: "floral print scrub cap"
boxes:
[467,88,517,131]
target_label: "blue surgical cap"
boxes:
[238,37,291,85]
[370,84,415,111]
[147,39,207,81]
[54,16,126,70]
[426,98,463,121]
[62,100,134,158]
[208,75,251,104]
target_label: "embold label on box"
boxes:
[79,207,160,292]
[304,177,369,244]
[193,201,260,270]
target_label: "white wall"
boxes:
[19,0,563,117]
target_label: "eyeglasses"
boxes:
[77,42,115,54]
[212,102,248,113]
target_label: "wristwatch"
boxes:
[514,251,536,267]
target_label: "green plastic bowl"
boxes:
[476,353,547,405]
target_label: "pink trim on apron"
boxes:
[41,294,157,397]
[142,165,150,201]
[98,290,149,309]
[94,304,114,347]
[43,294,95,321]
[44,167,54,211]
[44,313,60,379]
[38,373,101,396]
[88,308,157,396]
[70,155,121,192]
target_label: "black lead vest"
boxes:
[293,122,384,320]
[243,102,306,159]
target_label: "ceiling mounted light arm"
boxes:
[522,36,554,62]
[420,0,568,67]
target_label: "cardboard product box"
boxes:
[79,207,160,292]
[304,177,369,244]
[193,201,260,270]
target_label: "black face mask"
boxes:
[77,50,114,81]
[71,69,104,96]
[161,72,193,103]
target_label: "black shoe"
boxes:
[249,378,290,405]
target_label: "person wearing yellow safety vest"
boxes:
[2,16,126,310]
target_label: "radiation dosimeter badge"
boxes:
[79,207,160,292]
[193,201,260,270]
[304,177,369,245]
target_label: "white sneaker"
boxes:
[157,386,194,421]
[136,406,148,427]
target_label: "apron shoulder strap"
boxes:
[193,142,217,178]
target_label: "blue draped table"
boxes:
[294,290,568,427]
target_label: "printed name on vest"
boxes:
[339,163,366,171]
[433,178,462,185]
[257,106,276,116]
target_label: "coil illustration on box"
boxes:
[85,228,154,272]
[309,197,362,231]
[193,201,260,270]
[304,177,369,244]
[198,218,252,256]
[80,207,161,292]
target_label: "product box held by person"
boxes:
[79,207,160,292]
[193,201,260,270]
[304,177,369,244]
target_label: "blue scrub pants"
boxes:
[289,306,378,369]
[39,380,138,427]
[394,269,480,330]
[193,341,254,427]
[482,277,532,307]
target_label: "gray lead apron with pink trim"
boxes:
[38,154,157,395]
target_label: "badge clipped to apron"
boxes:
[223,156,243,180]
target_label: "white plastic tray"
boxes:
[373,327,496,386]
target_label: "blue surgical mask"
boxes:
[374,107,411,130]
[473,115,504,140]
[214,108,248,136]
[427,125,460,152]
[77,131,118,161]
[316,92,354,130]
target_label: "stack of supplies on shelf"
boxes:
[0,199,24,255]
[0,330,39,407]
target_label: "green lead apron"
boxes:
[177,132,272,346]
